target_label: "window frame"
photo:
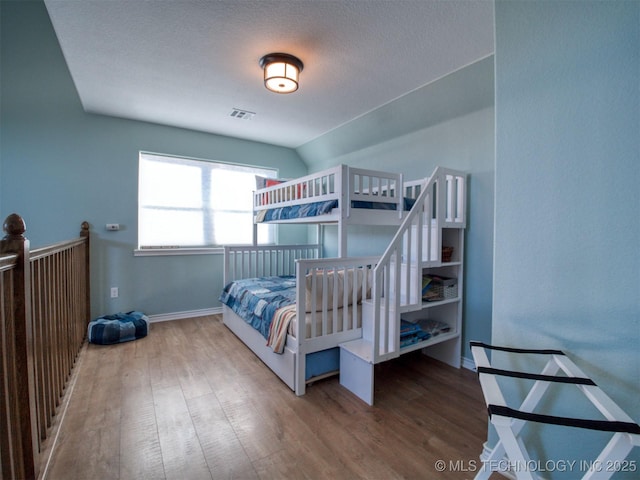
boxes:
[135,152,277,256]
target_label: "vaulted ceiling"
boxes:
[44,0,495,149]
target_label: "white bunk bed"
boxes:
[221,164,467,402]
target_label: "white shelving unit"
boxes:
[399,227,464,368]
[340,167,467,405]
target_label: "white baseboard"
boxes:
[148,307,222,323]
[462,355,476,371]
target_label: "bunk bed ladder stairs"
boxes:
[339,167,466,405]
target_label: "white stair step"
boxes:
[340,338,374,363]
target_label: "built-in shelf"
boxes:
[421,297,460,308]
[399,330,459,355]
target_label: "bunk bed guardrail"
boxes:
[252,164,410,257]
[0,214,90,480]
[294,255,380,393]
[253,164,404,215]
[224,243,321,281]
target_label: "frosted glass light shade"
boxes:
[259,53,304,94]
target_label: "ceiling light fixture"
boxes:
[259,53,304,94]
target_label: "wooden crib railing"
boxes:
[0,214,90,480]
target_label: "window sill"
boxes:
[133,247,224,257]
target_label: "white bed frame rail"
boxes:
[293,255,380,394]
[253,164,403,216]
[253,165,406,257]
[294,256,378,347]
[254,167,339,209]
[224,243,320,282]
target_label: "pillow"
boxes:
[266,178,284,188]
[304,267,372,312]
[256,175,282,189]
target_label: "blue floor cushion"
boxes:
[88,311,149,345]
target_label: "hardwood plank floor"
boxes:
[38,315,496,480]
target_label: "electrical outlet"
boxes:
[110,287,118,298]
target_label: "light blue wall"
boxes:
[298,57,495,362]
[494,1,639,475]
[0,1,307,317]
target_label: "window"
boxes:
[138,152,276,250]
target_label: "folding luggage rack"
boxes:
[470,342,640,480]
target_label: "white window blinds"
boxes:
[138,152,276,248]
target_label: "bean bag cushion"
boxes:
[88,311,149,345]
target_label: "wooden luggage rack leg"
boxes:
[470,342,640,480]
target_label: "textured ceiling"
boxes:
[44,0,495,149]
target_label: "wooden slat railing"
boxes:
[0,214,90,480]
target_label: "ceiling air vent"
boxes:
[229,108,255,120]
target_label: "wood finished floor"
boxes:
[39,315,495,480]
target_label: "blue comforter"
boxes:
[219,276,297,339]
[257,198,416,222]
[260,200,338,222]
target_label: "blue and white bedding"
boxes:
[220,276,342,378]
[255,197,416,223]
[219,276,296,340]
[220,275,356,378]
[257,200,338,222]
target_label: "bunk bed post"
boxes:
[338,165,348,257]
[397,173,404,219]
[1,214,39,480]
[295,258,306,395]
[252,222,258,246]
[337,223,345,258]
